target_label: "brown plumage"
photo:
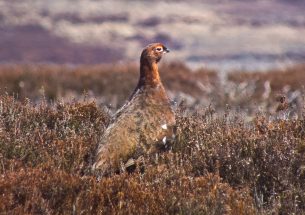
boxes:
[93,43,176,175]
[276,95,289,112]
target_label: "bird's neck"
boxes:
[128,57,166,101]
[138,58,161,88]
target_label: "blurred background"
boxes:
[0,0,305,117]
[1,0,305,72]
[2,2,305,214]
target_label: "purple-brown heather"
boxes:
[93,43,176,175]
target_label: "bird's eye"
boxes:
[156,47,163,52]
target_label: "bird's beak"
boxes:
[163,47,170,53]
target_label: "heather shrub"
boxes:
[227,64,305,116]
[0,168,256,215]
[0,63,217,109]
[0,95,257,214]
[0,95,109,175]
[228,64,305,94]
[0,63,305,214]
[170,108,305,214]
[0,63,304,116]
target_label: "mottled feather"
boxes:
[93,43,175,175]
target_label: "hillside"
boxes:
[1,0,305,71]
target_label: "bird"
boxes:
[93,43,176,176]
[275,95,289,113]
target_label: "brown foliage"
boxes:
[0,167,255,215]
[1,63,304,117]
[173,109,305,213]
[0,95,109,175]
[228,64,305,99]
[0,63,217,109]
[0,63,305,214]
[0,93,304,214]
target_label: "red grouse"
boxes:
[93,43,176,175]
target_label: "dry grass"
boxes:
[0,63,305,214]
[1,63,304,116]
[0,63,217,109]
[228,64,305,99]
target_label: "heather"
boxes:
[0,63,305,214]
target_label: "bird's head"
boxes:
[141,43,170,63]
